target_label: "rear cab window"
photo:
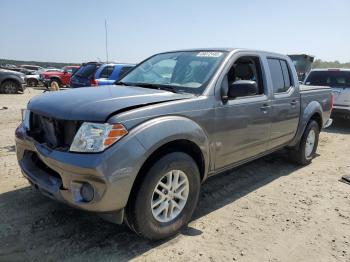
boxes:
[305,70,350,88]
[268,58,293,93]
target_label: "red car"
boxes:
[40,66,80,89]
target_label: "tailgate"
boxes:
[332,87,350,107]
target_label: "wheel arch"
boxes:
[288,101,323,148]
[124,115,210,209]
[0,77,21,86]
[309,112,322,131]
[49,76,62,83]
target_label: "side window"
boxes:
[268,58,292,93]
[225,56,264,98]
[280,60,292,89]
[119,66,133,79]
[100,66,115,78]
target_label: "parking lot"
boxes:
[0,89,349,262]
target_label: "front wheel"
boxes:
[0,80,18,94]
[49,79,61,91]
[290,120,320,165]
[125,152,200,240]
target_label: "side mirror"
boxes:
[228,80,258,99]
[63,70,68,74]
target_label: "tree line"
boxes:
[312,59,350,69]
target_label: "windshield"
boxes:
[305,71,350,87]
[119,51,228,94]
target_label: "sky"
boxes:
[0,0,349,63]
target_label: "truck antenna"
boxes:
[105,19,109,63]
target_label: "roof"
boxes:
[102,63,136,66]
[158,48,289,58]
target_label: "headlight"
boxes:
[70,122,128,153]
[21,109,30,130]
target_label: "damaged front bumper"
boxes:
[15,123,147,223]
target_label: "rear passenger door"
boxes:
[268,58,300,148]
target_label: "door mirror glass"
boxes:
[228,80,258,99]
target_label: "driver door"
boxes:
[214,55,271,170]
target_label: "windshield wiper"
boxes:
[114,81,133,86]
[131,83,179,93]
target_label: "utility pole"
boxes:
[105,19,109,63]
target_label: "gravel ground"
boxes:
[0,88,349,262]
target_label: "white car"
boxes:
[26,68,61,87]
[304,68,350,119]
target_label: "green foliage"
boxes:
[312,59,350,69]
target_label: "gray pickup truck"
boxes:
[0,69,26,94]
[15,49,332,240]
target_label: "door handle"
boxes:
[291,100,297,106]
[260,103,270,112]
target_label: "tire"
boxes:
[27,78,38,87]
[0,80,18,94]
[290,120,320,165]
[125,152,201,240]
[49,79,61,91]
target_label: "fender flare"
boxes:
[49,76,62,82]
[0,76,21,86]
[129,115,211,180]
[288,101,323,147]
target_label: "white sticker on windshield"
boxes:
[197,52,223,58]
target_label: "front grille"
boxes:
[28,113,82,151]
[26,151,61,180]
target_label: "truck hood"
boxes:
[28,85,194,121]
[42,71,64,76]
[0,69,25,77]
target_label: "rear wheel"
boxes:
[125,152,200,240]
[290,120,319,165]
[0,80,18,94]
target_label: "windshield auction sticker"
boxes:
[197,52,223,57]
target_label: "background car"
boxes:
[95,63,135,86]
[304,68,350,119]
[19,65,44,72]
[26,68,61,87]
[0,69,26,94]
[70,62,135,88]
[69,62,102,88]
[40,65,80,89]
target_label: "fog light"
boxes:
[80,183,94,202]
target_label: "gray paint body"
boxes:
[0,69,26,92]
[15,49,332,220]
